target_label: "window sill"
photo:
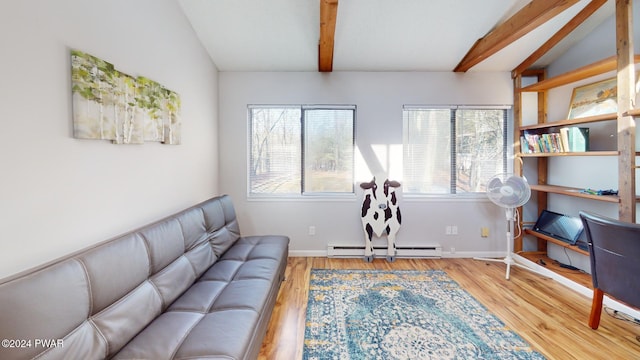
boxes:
[402,194,490,202]
[247,194,357,202]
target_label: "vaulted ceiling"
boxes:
[178,0,614,73]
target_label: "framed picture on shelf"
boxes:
[567,77,617,119]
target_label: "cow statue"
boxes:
[360,177,402,262]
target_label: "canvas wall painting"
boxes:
[71,50,181,144]
[567,77,617,119]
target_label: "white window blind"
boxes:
[249,107,301,194]
[403,108,452,194]
[403,106,508,194]
[303,108,355,193]
[249,105,355,196]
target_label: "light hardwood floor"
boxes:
[258,257,640,360]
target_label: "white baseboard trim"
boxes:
[289,250,326,257]
[327,244,442,258]
[442,251,506,259]
[289,250,507,259]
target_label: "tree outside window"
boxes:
[403,107,508,194]
[249,106,355,196]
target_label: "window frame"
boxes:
[247,104,357,200]
[402,105,512,199]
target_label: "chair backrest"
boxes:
[579,211,640,309]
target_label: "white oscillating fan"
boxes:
[475,173,546,280]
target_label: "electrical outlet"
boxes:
[308,226,316,236]
[451,247,456,254]
[481,227,489,237]
[451,225,458,235]
[445,226,452,235]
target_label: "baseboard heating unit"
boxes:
[327,244,442,258]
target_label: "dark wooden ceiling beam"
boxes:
[512,0,607,78]
[454,0,580,73]
[319,0,338,72]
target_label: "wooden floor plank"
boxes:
[259,257,640,360]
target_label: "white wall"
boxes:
[0,0,219,279]
[219,71,513,258]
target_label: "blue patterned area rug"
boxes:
[303,269,546,360]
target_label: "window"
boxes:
[249,105,355,196]
[403,106,508,195]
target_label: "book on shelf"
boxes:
[567,127,589,152]
[521,127,589,154]
[559,128,570,151]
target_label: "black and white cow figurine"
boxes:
[360,177,402,262]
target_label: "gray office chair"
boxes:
[579,211,640,329]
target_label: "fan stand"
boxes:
[474,208,548,280]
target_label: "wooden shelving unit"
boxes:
[512,14,638,283]
[517,79,622,217]
[516,58,626,257]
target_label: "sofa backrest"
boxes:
[0,195,240,360]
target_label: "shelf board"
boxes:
[524,229,590,256]
[624,108,640,117]
[520,55,640,92]
[529,184,620,203]
[519,151,618,157]
[519,113,617,131]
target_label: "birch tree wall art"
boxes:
[71,50,181,144]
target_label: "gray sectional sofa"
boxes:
[0,195,289,360]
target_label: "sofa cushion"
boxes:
[150,256,197,309]
[203,196,241,257]
[110,312,204,360]
[0,260,94,360]
[174,310,260,359]
[78,233,150,315]
[176,207,208,250]
[176,206,217,279]
[166,280,227,313]
[91,281,163,356]
[183,241,216,277]
[140,218,185,275]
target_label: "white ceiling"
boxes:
[178,0,614,72]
